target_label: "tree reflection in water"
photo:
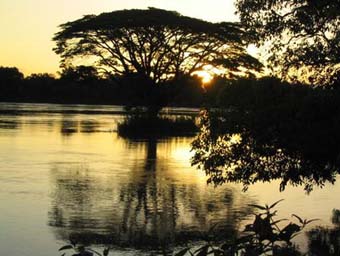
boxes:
[60,115,102,135]
[190,109,340,254]
[48,138,255,252]
[307,209,340,255]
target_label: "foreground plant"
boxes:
[58,240,110,256]
[174,200,317,256]
[57,200,317,256]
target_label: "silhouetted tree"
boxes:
[53,8,262,114]
[169,74,205,107]
[0,66,24,83]
[25,73,56,86]
[235,0,340,85]
[59,66,99,82]
[191,78,340,192]
[23,73,57,100]
[0,66,24,99]
[0,65,210,106]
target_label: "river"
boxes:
[0,103,339,255]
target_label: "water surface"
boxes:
[0,103,339,255]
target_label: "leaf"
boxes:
[305,218,319,225]
[243,224,253,232]
[248,204,266,210]
[87,248,102,256]
[263,247,272,253]
[268,210,278,218]
[271,219,288,226]
[236,234,253,244]
[69,239,77,247]
[195,245,209,256]
[59,245,73,251]
[103,248,110,256]
[291,233,300,239]
[279,223,301,242]
[221,243,232,251]
[212,248,224,256]
[269,199,284,209]
[292,214,303,224]
[175,248,190,256]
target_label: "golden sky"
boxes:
[0,0,238,76]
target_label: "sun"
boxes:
[194,70,213,84]
[247,44,259,57]
[193,65,223,85]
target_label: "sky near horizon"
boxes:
[0,0,238,76]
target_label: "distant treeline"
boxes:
[1,65,340,110]
[0,66,207,107]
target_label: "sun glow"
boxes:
[193,65,224,85]
[246,44,259,57]
[194,70,214,84]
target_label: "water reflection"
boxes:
[307,209,340,255]
[60,119,78,135]
[3,103,340,256]
[60,116,105,135]
[80,120,101,133]
[48,138,255,251]
[0,120,19,129]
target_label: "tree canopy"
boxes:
[0,66,24,84]
[59,65,99,82]
[53,8,261,85]
[191,78,340,192]
[235,0,340,84]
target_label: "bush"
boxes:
[117,115,198,138]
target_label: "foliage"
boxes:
[174,200,316,256]
[57,201,315,256]
[117,114,198,138]
[53,8,262,112]
[235,0,340,85]
[191,77,340,192]
[59,66,99,82]
[0,66,24,83]
[58,239,110,256]
[0,66,208,107]
[168,74,205,107]
[0,66,25,100]
[26,73,55,83]
[53,8,261,82]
